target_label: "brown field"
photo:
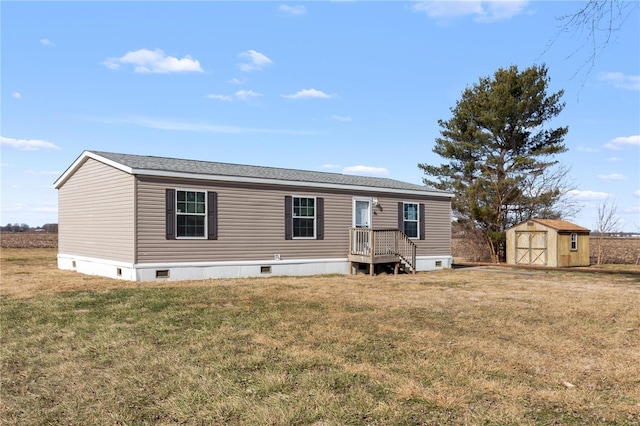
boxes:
[453,235,640,265]
[1,248,639,425]
[591,237,640,265]
[3,231,639,264]
[0,232,58,249]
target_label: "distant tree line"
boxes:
[1,223,58,233]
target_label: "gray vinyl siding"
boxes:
[423,197,452,255]
[372,195,451,256]
[58,158,135,262]
[136,177,350,263]
[135,176,451,264]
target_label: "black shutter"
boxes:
[284,196,293,240]
[166,189,175,240]
[316,197,324,240]
[207,191,218,240]
[419,203,425,240]
[398,202,404,231]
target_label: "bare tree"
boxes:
[42,223,59,233]
[508,164,578,224]
[593,198,621,264]
[548,1,639,86]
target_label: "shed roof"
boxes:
[54,150,453,198]
[526,219,590,232]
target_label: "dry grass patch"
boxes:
[1,249,640,424]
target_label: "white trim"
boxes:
[54,151,134,188]
[353,197,372,228]
[415,255,453,270]
[58,253,136,281]
[291,195,317,239]
[58,252,134,268]
[58,253,454,282]
[174,188,208,239]
[137,257,348,269]
[570,232,578,251]
[402,201,420,239]
[55,151,454,198]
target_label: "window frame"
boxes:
[291,196,317,239]
[570,232,578,251]
[402,202,420,239]
[175,189,208,239]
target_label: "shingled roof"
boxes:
[529,219,590,232]
[55,150,452,197]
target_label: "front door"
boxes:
[352,198,372,256]
[354,199,372,228]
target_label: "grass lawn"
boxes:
[1,249,639,425]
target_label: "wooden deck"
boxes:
[348,228,417,275]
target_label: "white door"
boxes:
[352,199,372,256]
[354,199,372,228]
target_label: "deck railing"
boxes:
[349,228,416,273]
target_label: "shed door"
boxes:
[515,231,547,265]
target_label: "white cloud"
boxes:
[234,89,262,100]
[3,201,58,215]
[206,94,233,102]
[342,165,389,176]
[282,88,333,99]
[606,157,621,162]
[206,90,262,102]
[237,50,273,72]
[412,1,528,23]
[622,206,640,217]
[279,4,307,15]
[11,92,21,99]
[597,173,626,181]
[228,77,245,85]
[40,38,53,46]
[567,189,610,200]
[320,164,342,169]
[634,190,640,198]
[604,135,640,149]
[576,146,599,153]
[0,136,61,151]
[599,72,640,91]
[82,115,310,135]
[331,115,352,122]
[32,206,59,213]
[26,170,61,176]
[102,48,203,73]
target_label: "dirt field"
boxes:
[453,235,640,264]
[0,232,57,249]
[2,231,638,264]
[591,237,640,264]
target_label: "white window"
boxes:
[292,196,316,238]
[570,233,577,251]
[403,202,419,238]
[176,190,206,238]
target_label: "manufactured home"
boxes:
[54,151,454,281]
[506,219,590,267]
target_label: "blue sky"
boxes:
[2,1,639,231]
